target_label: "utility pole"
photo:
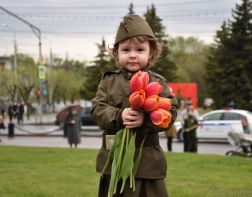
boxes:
[0,6,43,123]
[2,23,18,101]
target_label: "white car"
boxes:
[177,109,252,141]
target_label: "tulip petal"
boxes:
[130,71,150,93]
[143,95,159,112]
[129,89,145,109]
[150,108,172,128]
[158,113,172,128]
[159,97,172,110]
[144,82,163,97]
[150,110,163,125]
[130,74,143,93]
[141,71,150,88]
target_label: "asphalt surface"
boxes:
[0,114,234,156]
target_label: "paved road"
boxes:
[0,134,233,156]
[0,114,234,156]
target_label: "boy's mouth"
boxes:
[129,62,139,66]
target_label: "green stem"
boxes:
[112,127,127,194]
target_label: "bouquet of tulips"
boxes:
[102,71,172,197]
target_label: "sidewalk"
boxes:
[0,135,232,156]
[0,112,104,138]
[0,113,233,156]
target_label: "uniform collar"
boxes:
[120,67,149,80]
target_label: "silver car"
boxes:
[177,109,252,141]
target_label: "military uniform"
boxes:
[91,68,177,196]
[183,116,198,153]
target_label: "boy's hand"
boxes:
[121,108,144,128]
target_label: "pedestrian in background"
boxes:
[0,100,6,119]
[64,107,81,148]
[165,124,177,152]
[8,102,14,122]
[0,114,5,142]
[183,106,198,153]
[17,101,24,124]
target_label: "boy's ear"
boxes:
[148,54,153,60]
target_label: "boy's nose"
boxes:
[129,51,136,58]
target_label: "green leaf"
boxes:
[108,128,127,196]
[119,132,136,193]
[101,128,124,176]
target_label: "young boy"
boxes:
[91,15,177,197]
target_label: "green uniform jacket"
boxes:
[91,68,177,179]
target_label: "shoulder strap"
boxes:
[148,70,167,82]
[102,69,121,79]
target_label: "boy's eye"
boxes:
[121,48,130,52]
[137,48,145,52]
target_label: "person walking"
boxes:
[0,113,6,142]
[17,101,24,124]
[0,100,6,119]
[64,107,81,148]
[91,15,177,197]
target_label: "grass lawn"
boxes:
[0,146,251,197]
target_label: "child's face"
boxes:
[117,38,151,72]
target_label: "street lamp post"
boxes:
[0,6,44,123]
[2,24,17,70]
[2,23,18,101]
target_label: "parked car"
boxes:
[80,107,97,126]
[159,121,182,138]
[55,104,83,127]
[177,109,252,141]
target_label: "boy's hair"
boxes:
[110,36,162,67]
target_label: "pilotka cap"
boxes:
[114,15,155,45]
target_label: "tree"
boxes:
[169,36,210,106]
[82,38,116,100]
[128,3,135,15]
[205,0,252,110]
[0,68,15,100]
[13,54,37,103]
[46,57,84,107]
[144,4,177,81]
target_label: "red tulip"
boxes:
[129,89,146,110]
[143,95,159,112]
[158,97,172,111]
[150,108,172,128]
[144,82,163,97]
[130,71,149,93]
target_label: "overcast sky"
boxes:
[0,0,241,62]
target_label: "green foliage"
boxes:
[15,54,37,102]
[1,54,84,105]
[128,3,135,15]
[169,36,210,106]
[49,58,85,103]
[144,4,177,81]
[205,0,252,110]
[0,68,15,99]
[48,67,83,103]
[1,54,38,103]
[0,147,252,197]
[82,38,116,100]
